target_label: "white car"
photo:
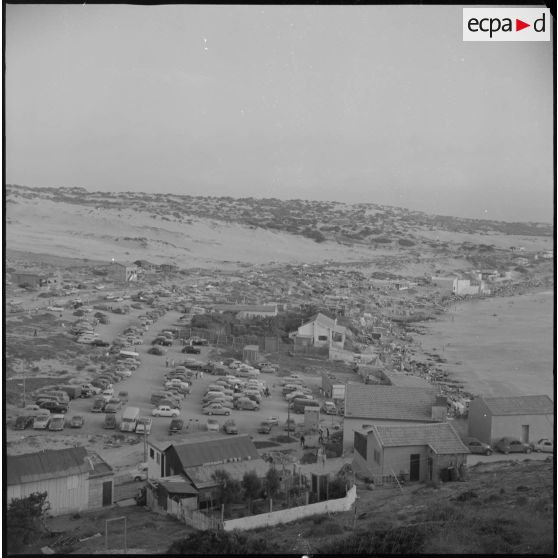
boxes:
[33,415,51,429]
[130,462,148,482]
[114,368,132,377]
[152,405,180,417]
[47,306,65,312]
[165,380,189,390]
[207,418,220,432]
[135,417,152,434]
[531,438,554,453]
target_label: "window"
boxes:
[318,335,328,342]
[354,432,368,458]
[149,448,155,459]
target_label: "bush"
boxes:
[167,530,280,554]
[6,492,51,553]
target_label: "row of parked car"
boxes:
[464,436,554,455]
[201,375,269,415]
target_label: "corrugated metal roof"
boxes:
[385,373,433,389]
[158,476,198,495]
[184,458,269,487]
[345,383,439,421]
[170,434,260,470]
[372,423,470,455]
[483,395,554,416]
[7,447,91,486]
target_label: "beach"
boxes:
[417,290,554,399]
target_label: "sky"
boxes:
[5,4,554,223]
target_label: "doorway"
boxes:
[521,425,530,443]
[102,481,113,506]
[409,454,420,481]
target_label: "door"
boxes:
[409,454,420,482]
[102,481,113,506]
[521,425,530,443]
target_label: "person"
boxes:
[171,359,175,368]
[300,435,305,448]
[200,371,203,379]
[33,329,37,337]
[165,358,169,368]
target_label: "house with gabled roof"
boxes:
[353,422,469,484]
[291,312,347,349]
[147,433,269,510]
[343,382,447,451]
[6,447,92,515]
[468,395,553,445]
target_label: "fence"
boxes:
[180,506,222,531]
[222,485,357,532]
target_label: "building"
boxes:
[6,447,92,515]
[87,452,115,509]
[430,276,458,292]
[99,262,138,282]
[146,434,269,509]
[353,422,469,484]
[468,395,554,445]
[159,263,179,273]
[11,271,62,289]
[343,383,447,451]
[292,312,347,349]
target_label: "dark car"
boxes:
[463,436,493,456]
[91,398,106,412]
[153,337,172,346]
[182,345,201,354]
[191,338,208,346]
[495,437,532,454]
[103,414,117,429]
[91,339,110,347]
[169,418,184,435]
[104,399,122,413]
[14,415,34,430]
[258,422,273,434]
[38,400,68,414]
[70,415,85,428]
[223,419,238,435]
[148,346,166,356]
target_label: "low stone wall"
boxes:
[222,485,357,532]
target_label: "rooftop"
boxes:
[482,395,554,416]
[7,447,91,486]
[371,423,470,455]
[345,383,440,421]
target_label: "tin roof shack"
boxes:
[156,434,268,510]
[98,262,138,282]
[87,452,114,509]
[146,476,198,517]
[468,395,554,446]
[7,447,92,515]
[343,383,447,451]
[353,423,469,485]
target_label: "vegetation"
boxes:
[167,530,277,554]
[6,491,51,553]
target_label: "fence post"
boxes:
[221,504,225,524]
[269,498,272,513]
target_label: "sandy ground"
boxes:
[415,290,554,398]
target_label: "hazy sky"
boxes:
[6,4,554,223]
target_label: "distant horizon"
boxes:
[8,182,553,226]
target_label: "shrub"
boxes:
[167,530,279,554]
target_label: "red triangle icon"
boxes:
[516,19,530,31]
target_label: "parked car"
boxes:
[70,415,85,428]
[263,416,279,426]
[258,422,273,434]
[223,419,238,435]
[152,405,180,418]
[33,414,51,429]
[182,346,201,354]
[234,397,259,411]
[169,418,184,435]
[135,416,153,434]
[202,403,231,416]
[91,398,106,412]
[207,418,220,432]
[14,415,34,430]
[130,463,148,482]
[103,414,117,429]
[283,419,297,432]
[148,346,166,356]
[104,399,123,413]
[48,414,66,431]
[463,436,493,455]
[38,400,68,414]
[91,339,110,347]
[322,401,338,415]
[495,437,532,454]
[531,438,554,453]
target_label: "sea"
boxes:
[418,290,554,399]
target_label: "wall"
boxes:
[7,474,89,515]
[467,398,492,443]
[147,446,166,479]
[222,485,357,531]
[88,475,113,509]
[383,445,427,481]
[455,280,480,296]
[491,414,553,445]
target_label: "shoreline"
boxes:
[413,285,554,400]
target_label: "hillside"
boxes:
[5,184,553,271]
